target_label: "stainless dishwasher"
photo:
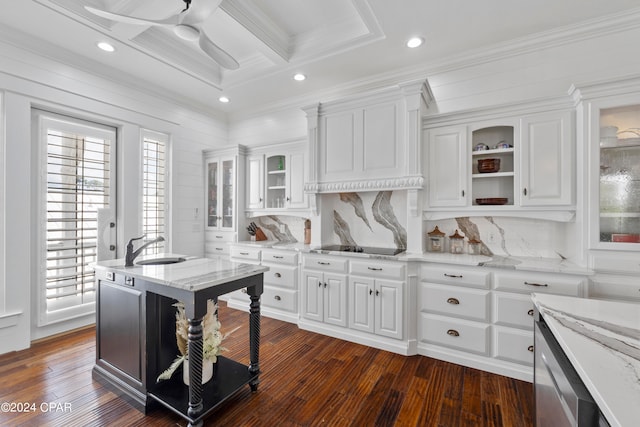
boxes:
[534,318,606,426]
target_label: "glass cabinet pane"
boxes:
[222,159,234,228]
[266,155,286,209]
[207,161,218,227]
[599,106,640,244]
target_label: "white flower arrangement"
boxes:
[157,299,238,382]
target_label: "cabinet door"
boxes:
[348,276,375,333]
[220,157,235,229]
[362,101,403,178]
[286,151,307,209]
[324,273,348,327]
[427,126,468,207]
[206,159,220,228]
[320,110,358,181]
[520,111,573,206]
[246,155,264,209]
[301,270,323,322]
[375,279,403,339]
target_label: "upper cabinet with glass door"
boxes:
[206,154,236,231]
[596,105,640,248]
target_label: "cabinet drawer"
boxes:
[421,264,491,289]
[589,274,640,302]
[494,271,584,296]
[419,313,490,355]
[493,326,534,366]
[205,231,235,242]
[262,286,297,313]
[590,251,640,275]
[262,249,298,265]
[230,246,261,263]
[302,255,348,273]
[350,260,405,280]
[418,283,490,322]
[263,265,297,289]
[493,292,535,329]
[205,242,230,256]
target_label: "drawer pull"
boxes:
[447,297,460,305]
[367,267,383,271]
[524,281,548,287]
[444,273,463,278]
[447,329,460,337]
[528,345,534,352]
[274,295,281,301]
[369,289,373,295]
[215,235,223,239]
[241,288,247,294]
[274,272,282,278]
[215,247,223,251]
[318,261,330,265]
[273,255,284,259]
[527,309,534,316]
[240,252,249,256]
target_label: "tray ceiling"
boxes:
[1,0,640,115]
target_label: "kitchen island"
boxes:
[532,293,640,427]
[92,255,267,427]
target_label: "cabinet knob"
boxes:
[447,297,460,305]
[444,273,463,278]
[259,197,263,202]
[528,345,534,352]
[274,272,281,278]
[286,197,290,202]
[324,282,327,288]
[274,295,281,301]
[375,290,380,296]
[447,329,460,337]
[524,281,548,287]
[241,288,247,294]
[527,309,534,316]
[369,289,373,295]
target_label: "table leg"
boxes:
[187,317,204,425]
[249,294,261,391]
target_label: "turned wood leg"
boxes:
[187,317,204,423]
[249,294,261,391]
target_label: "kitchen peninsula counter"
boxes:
[532,293,640,427]
[92,255,268,427]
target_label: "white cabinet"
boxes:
[246,155,264,210]
[260,248,299,323]
[423,107,575,220]
[245,141,308,212]
[426,126,467,207]
[205,154,236,231]
[348,260,405,340]
[301,255,348,327]
[319,100,404,183]
[204,231,234,258]
[520,110,573,206]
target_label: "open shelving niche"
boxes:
[471,126,515,206]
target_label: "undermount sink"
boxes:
[136,257,187,266]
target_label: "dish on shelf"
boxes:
[477,158,501,173]
[475,198,508,205]
[493,141,512,149]
[474,143,489,151]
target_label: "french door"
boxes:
[37,112,116,325]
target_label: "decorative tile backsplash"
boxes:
[252,215,305,243]
[425,216,568,258]
[325,191,407,249]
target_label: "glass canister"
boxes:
[449,229,465,254]
[467,238,482,255]
[427,226,446,252]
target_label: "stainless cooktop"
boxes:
[318,245,405,256]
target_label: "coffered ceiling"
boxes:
[1,0,640,116]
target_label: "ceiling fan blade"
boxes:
[85,6,180,26]
[181,0,223,26]
[198,31,239,70]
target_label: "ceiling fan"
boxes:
[85,0,239,70]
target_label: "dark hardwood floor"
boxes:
[0,302,533,426]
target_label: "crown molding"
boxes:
[569,73,640,104]
[305,176,424,194]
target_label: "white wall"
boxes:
[0,41,227,354]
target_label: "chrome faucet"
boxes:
[125,234,165,266]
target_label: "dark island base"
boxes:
[148,356,259,425]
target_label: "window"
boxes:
[142,130,168,255]
[37,112,116,324]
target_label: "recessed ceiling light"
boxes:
[293,73,306,81]
[97,41,115,52]
[219,96,230,103]
[406,37,424,48]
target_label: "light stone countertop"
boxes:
[532,293,640,427]
[93,254,268,292]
